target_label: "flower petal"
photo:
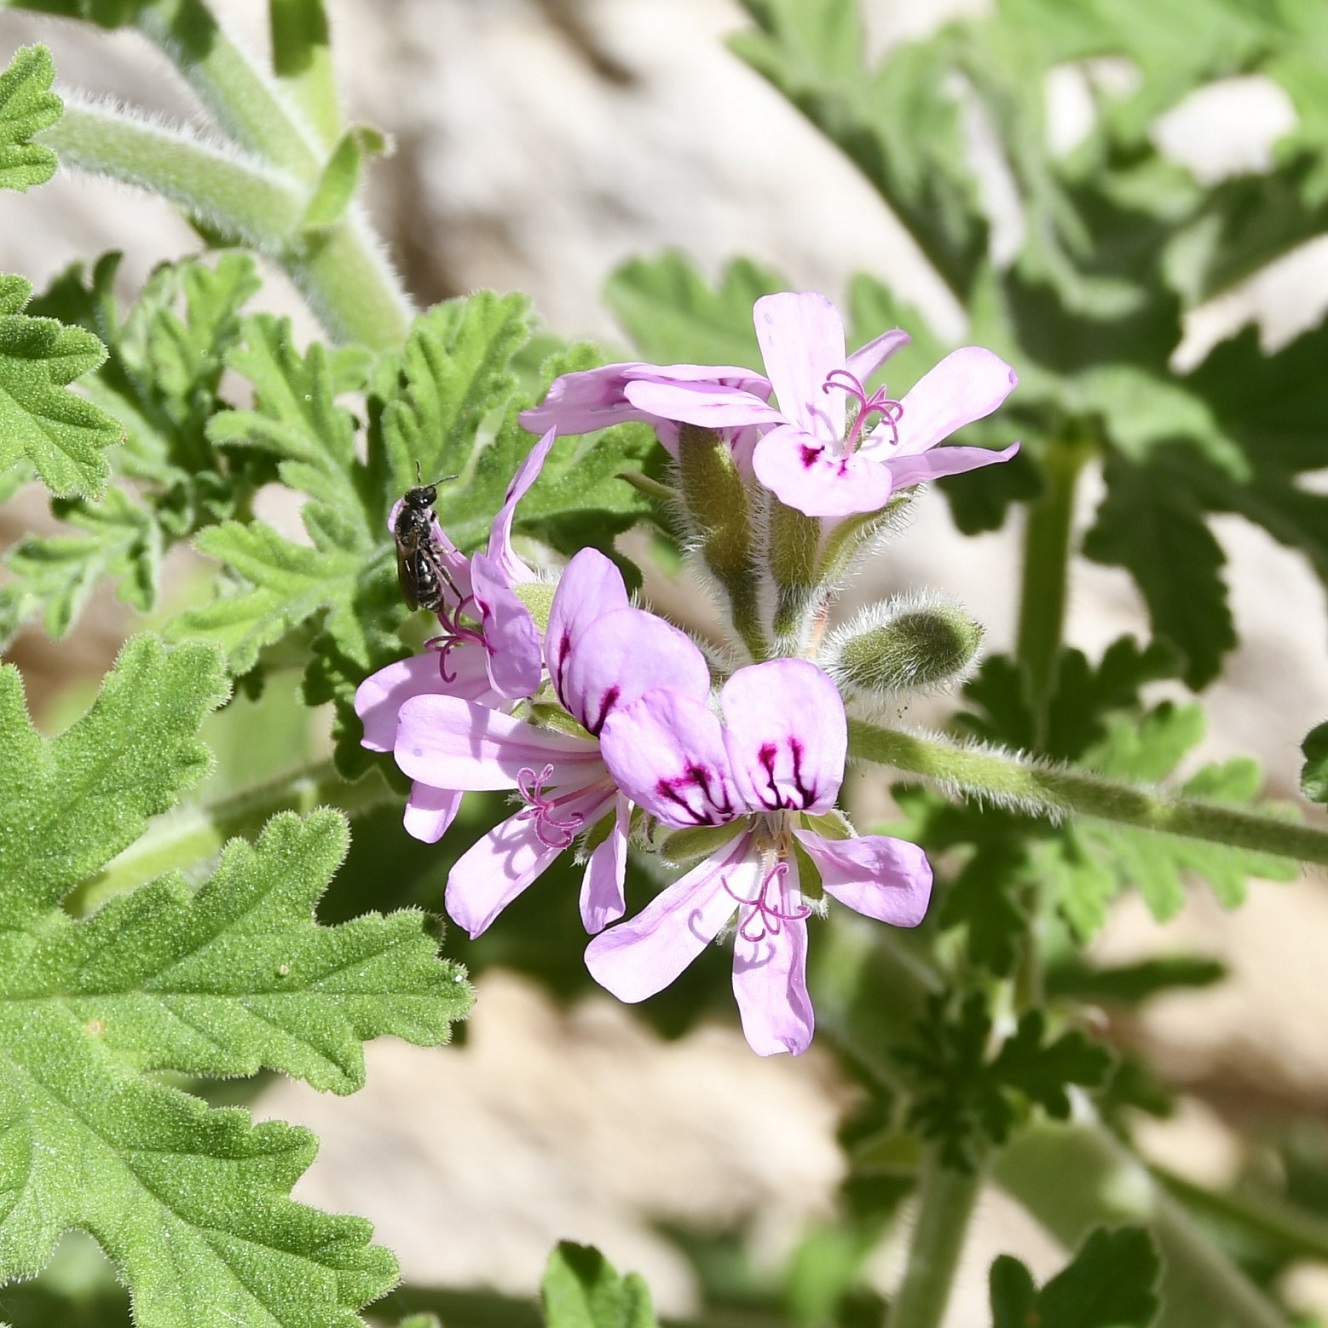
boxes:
[892,347,1018,457]
[469,551,543,699]
[580,794,630,934]
[487,427,556,582]
[732,910,813,1056]
[355,653,448,752]
[599,689,740,826]
[845,327,910,384]
[396,695,602,789]
[623,378,782,429]
[518,368,652,436]
[795,830,933,926]
[721,660,845,813]
[751,424,895,517]
[402,782,464,843]
[583,832,750,1001]
[546,547,630,710]
[754,292,846,440]
[885,441,1020,490]
[564,606,711,735]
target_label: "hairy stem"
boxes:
[885,1154,982,1328]
[848,719,1328,866]
[68,760,396,915]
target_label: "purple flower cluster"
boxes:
[357,291,1019,1054]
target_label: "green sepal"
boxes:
[0,46,62,192]
[766,496,823,642]
[654,823,743,866]
[514,580,557,635]
[299,124,388,232]
[803,809,853,841]
[834,600,983,698]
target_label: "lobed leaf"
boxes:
[1304,721,1328,805]
[541,1243,658,1328]
[0,45,61,191]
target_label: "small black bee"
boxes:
[394,466,457,613]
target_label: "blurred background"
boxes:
[2,1,1328,1323]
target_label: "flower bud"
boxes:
[825,594,983,699]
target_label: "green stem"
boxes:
[40,104,411,347]
[134,0,321,180]
[885,1153,982,1328]
[849,719,1328,866]
[68,759,395,915]
[269,0,342,148]
[994,1123,1288,1328]
[1015,423,1094,743]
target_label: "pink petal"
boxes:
[395,695,602,789]
[623,379,782,429]
[469,552,543,700]
[487,427,556,583]
[751,424,895,517]
[845,327,910,384]
[732,910,813,1056]
[355,654,450,752]
[583,832,751,1001]
[518,365,654,435]
[721,660,846,813]
[754,292,846,440]
[580,794,630,934]
[564,606,711,735]
[795,830,933,926]
[402,782,464,843]
[599,689,740,827]
[546,547,630,709]
[884,440,1021,490]
[446,782,616,938]
[892,348,1018,457]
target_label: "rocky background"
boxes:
[3,1,1328,1322]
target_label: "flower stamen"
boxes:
[822,368,904,455]
[723,860,811,942]
[426,594,487,682]
[515,763,586,848]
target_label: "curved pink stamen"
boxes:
[723,860,811,943]
[822,368,904,455]
[426,593,487,683]
[514,763,586,849]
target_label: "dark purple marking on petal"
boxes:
[586,685,621,736]
[799,443,823,470]
[754,738,817,810]
[655,762,736,825]
[553,629,574,702]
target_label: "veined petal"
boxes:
[754,292,846,440]
[795,830,933,926]
[546,547,630,709]
[565,606,711,735]
[625,362,773,394]
[845,327,910,384]
[580,793,630,934]
[722,660,846,813]
[445,782,615,938]
[623,378,783,429]
[599,688,740,827]
[470,552,543,700]
[584,831,751,1001]
[885,441,1020,490]
[487,427,556,582]
[396,695,602,789]
[403,782,464,843]
[893,348,1018,457]
[751,424,895,517]
[518,367,653,436]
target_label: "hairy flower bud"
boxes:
[825,594,983,700]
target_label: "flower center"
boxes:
[724,860,811,943]
[515,763,586,849]
[822,368,903,456]
[426,593,488,683]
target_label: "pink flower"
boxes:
[586,658,931,1056]
[390,548,713,938]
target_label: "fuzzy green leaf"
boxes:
[0,634,471,1325]
[0,45,61,190]
[991,1227,1159,1328]
[0,273,121,495]
[1304,722,1328,805]
[541,1243,658,1328]
[604,253,784,368]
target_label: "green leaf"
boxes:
[541,1243,658,1328]
[299,125,386,231]
[0,273,121,495]
[0,46,61,191]
[604,252,784,368]
[1046,954,1225,1006]
[1082,457,1235,690]
[990,1227,1160,1328]
[0,634,471,1325]
[1304,722,1328,804]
